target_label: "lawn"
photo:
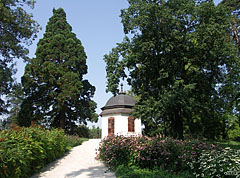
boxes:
[214,140,240,150]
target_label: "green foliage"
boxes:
[0,62,15,114]
[65,135,88,150]
[66,125,90,138]
[89,126,101,138]
[104,0,240,140]
[214,140,240,150]
[97,136,134,170]
[0,124,67,178]
[115,165,194,178]
[20,8,97,130]
[97,136,240,177]
[65,125,101,138]
[5,83,24,127]
[0,0,39,114]
[187,148,240,178]
[228,127,240,141]
[226,116,240,141]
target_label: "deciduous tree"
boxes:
[0,0,39,114]
[104,0,240,139]
[6,83,24,126]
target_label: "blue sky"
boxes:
[15,0,222,127]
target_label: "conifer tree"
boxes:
[20,8,97,130]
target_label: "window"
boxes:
[108,117,114,136]
[128,116,135,132]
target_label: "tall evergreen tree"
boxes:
[20,8,97,130]
[0,0,39,114]
[104,0,240,139]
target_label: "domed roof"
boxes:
[101,93,136,110]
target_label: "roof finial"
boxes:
[120,83,124,94]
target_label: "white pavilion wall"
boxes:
[101,113,142,139]
[101,115,109,139]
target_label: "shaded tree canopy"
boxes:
[20,8,97,130]
[219,0,240,52]
[6,83,24,126]
[104,0,240,139]
[0,0,39,114]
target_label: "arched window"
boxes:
[128,116,135,132]
[108,117,114,136]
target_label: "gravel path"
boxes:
[31,139,115,178]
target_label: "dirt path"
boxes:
[31,139,115,178]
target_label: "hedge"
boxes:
[0,124,67,178]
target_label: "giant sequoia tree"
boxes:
[104,0,240,139]
[20,8,97,130]
[0,0,39,114]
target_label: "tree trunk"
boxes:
[164,118,167,138]
[238,115,240,127]
[221,120,227,139]
[176,117,184,140]
[173,110,184,140]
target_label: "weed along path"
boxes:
[31,139,115,178]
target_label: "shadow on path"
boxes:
[31,150,73,178]
[31,139,115,178]
[65,165,115,178]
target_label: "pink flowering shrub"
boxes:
[132,137,186,171]
[97,136,223,173]
[97,136,240,177]
[96,136,137,169]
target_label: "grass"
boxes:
[213,140,240,150]
[115,165,195,178]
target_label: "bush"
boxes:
[130,138,221,172]
[132,137,186,171]
[228,126,240,141]
[187,147,240,177]
[226,117,240,141]
[97,136,240,177]
[0,124,67,178]
[97,136,136,170]
[65,135,88,149]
